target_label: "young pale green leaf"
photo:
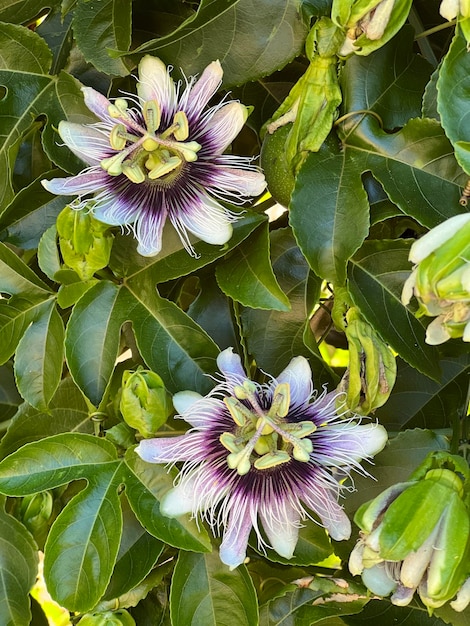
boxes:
[170,550,259,626]
[65,281,127,406]
[37,224,61,281]
[0,497,39,626]
[290,138,369,285]
[73,0,132,76]
[14,301,64,410]
[102,495,163,602]
[44,461,123,612]
[0,22,51,73]
[216,221,290,311]
[0,433,117,495]
[0,296,54,365]
[124,0,308,88]
[0,377,94,460]
[348,239,441,380]
[124,449,212,553]
[241,228,337,387]
[437,30,470,175]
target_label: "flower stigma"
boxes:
[220,381,316,475]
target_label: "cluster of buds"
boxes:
[337,308,396,415]
[331,0,413,57]
[440,0,470,45]
[349,452,470,611]
[119,367,172,438]
[56,205,114,281]
[401,213,470,345]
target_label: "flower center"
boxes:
[219,380,316,476]
[100,98,202,184]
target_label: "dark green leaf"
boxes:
[0,362,22,422]
[343,598,448,626]
[44,461,123,612]
[0,242,50,295]
[216,221,290,311]
[73,0,132,76]
[0,377,93,460]
[124,449,212,553]
[0,433,117,495]
[125,0,308,87]
[348,239,441,380]
[36,9,74,75]
[290,139,369,285]
[14,302,64,410]
[257,521,333,567]
[0,22,51,73]
[0,0,61,23]
[0,497,38,626]
[170,550,258,626]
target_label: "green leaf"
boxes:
[348,239,441,380]
[170,550,259,626]
[73,0,132,76]
[0,22,51,74]
[102,495,163,602]
[123,449,212,553]
[124,0,308,87]
[0,362,22,422]
[0,0,62,23]
[0,242,50,295]
[290,138,369,285]
[216,221,290,311]
[0,497,39,626]
[258,522,333,567]
[342,598,448,625]
[36,9,74,75]
[44,461,123,612]
[241,228,337,386]
[437,30,470,174]
[0,377,93,459]
[14,302,64,410]
[0,433,117,495]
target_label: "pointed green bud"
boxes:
[19,491,53,548]
[77,610,136,626]
[120,367,172,437]
[254,449,291,470]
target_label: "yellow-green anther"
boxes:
[286,420,317,438]
[220,432,244,453]
[108,98,129,119]
[121,161,146,184]
[176,141,202,162]
[173,111,190,141]
[143,100,161,133]
[256,417,275,436]
[227,449,252,475]
[224,397,251,426]
[110,124,127,150]
[254,450,291,470]
[147,155,182,180]
[268,383,291,418]
[101,153,127,176]
[142,136,160,152]
[293,439,313,462]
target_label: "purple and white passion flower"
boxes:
[42,56,266,256]
[136,348,388,569]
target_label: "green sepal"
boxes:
[354,482,413,533]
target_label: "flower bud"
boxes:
[349,452,470,611]
[337,308,396,415]
[78,610,136,625]
[401,214,470,345]
[120,367,172,437]
[18,491,54,548]
[57,205,114,281]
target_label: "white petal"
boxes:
[425,316,451,345]
[401,270,416,305]
[216,347,246,384]
[219,501,254,569]
[439,0,459,20]
[82,86,115,124]
[134,208,168,256]
[463,319,470,342]
[362,563,397,596]
[58,121,111,165]
[137,56,176,113]
[41,170,107,196]
[349,541,365,576]
[209,167,267,199]
[276,356,313,407]
[201,102,248,154]
[410,214,470,264]
[172,193,233,246]
[184,60,223,119]
[160,477,199,517]
[301,482,351,541]
[135,433,203,464]
[173,390,203,415]
[173,394,221,430]
[259,503,299,560]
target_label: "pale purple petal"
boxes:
[171,192,233,246]
[216,348,247,386]
[276,356,313,407]
[173,394,223,430]
[134,206,168,256]
[198,102,247,154]
[184,60,223,120]
[137,56,176,116]
[219,498,254,569]
[82,87,115,124]
[58,121,111,165]
[317,423,387,467]
[93,193,140,226]
[41,169,107,196]
[136,432,206,464]
[301,479,351,541]
[208,167,267,200]
[259,501,300,559]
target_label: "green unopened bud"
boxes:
[19,491,53,548]
[78,610,136,626]
[120,367,172,437]
[56,205,114,281]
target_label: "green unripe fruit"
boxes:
[260,123,295,208]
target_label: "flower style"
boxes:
[136,348,388,569]
[42,57,266,256]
